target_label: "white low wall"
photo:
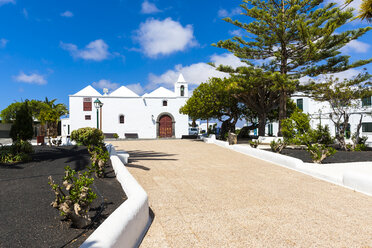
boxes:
[81,144,151,248]
[204,137,372,196]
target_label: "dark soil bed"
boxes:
[0,146,127,248]
[269,147,372,163]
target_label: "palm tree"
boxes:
[39,97,68,145]
[358,0,372,22]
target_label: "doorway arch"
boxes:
[156,113,175,138]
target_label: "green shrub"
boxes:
[354,144,367,151]
[270,139,286,153]
[249,140,260,148]
[71,127,105,152]
[48,166,97,228]
[310,124,334,145]
[9,101,34,142]
[71,127,108,177]
[306,144,336,164]
[0,140,33,164]
[113,133,119,139]
[281,109,311,144]
[89,145,109,178]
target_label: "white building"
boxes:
[266,95,372,146]
[62,74,190,139]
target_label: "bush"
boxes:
[306,144,336,164]
[71,127,105,151]
[270,139,286,153]
[113,133,119,139]
[0,140,33,164]
[354,144,367,151]
[281,109,311,144]
[9,101,34,142]
[71,127,108,177]
[89,145,109,178]
[249,140,260,148]
[48,166,97,228]
[310,124,334,145]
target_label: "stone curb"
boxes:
[80,144,151,248]
[204,137,372,196]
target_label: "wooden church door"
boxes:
[159,115,172,138]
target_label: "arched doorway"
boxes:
[159,115,173,138]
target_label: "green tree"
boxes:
[1,99,47,122]
[214,0,371,135]
[304,73,371,150]
[38,98,68,145]
[9,101,34,142]
[180,77,246,138]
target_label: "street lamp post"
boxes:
[94,98,103,130]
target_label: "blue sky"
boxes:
[0,0,371,112]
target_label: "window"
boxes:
[362,122,372,132]
[83,97,92,111]
[85,115,91,120]
[119,115,124,124]
[268,123,273,136]
[296,98,303,111]
[362,96,371,107]
[67,125,70,135]
[162,100,167,106]
[180,85,185,97]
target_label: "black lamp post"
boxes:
[94,98,103,130]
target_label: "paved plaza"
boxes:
[111,140,372,247]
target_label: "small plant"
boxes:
[89,145,109,178]
[0,140,33,163]
[270,139,286,153]
[249,140,260,148]
[71,127,108,177]
[354,144,367,151]
[113,133,119,140]
[306,144,336,164]
[310,124,334,145]
[48,166,97,228]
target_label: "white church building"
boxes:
[61,74,190,139]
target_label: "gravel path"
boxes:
[112,139,372,248]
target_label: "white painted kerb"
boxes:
[81,144,151,248]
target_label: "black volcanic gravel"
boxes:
[0,145,127,248]
[277,147,372,163]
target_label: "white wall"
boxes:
[69,95,189,139]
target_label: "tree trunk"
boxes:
[278,91,287,137]
[352,114,363,149]
[258,113,266,136]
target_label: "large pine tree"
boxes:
[214,0,371,135]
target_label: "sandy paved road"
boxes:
[111,140,372,247]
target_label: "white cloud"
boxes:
[141,0,161,14]
[0,0,15,6]
[218,7,241,18]
[0,38,8,48]
[299,68,363,85]
[127,83,145,95]
[92,79,119,91]
[340,39,370,53]
[134,18,197,58]
[61,11,73,17]
[147,53,245,89]
[22,8,28,18]
[229,29,244,37]
[60,39,110,61]
[326,0,362,14]
[14,72,47,85]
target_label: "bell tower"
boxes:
[174,73,188,97]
